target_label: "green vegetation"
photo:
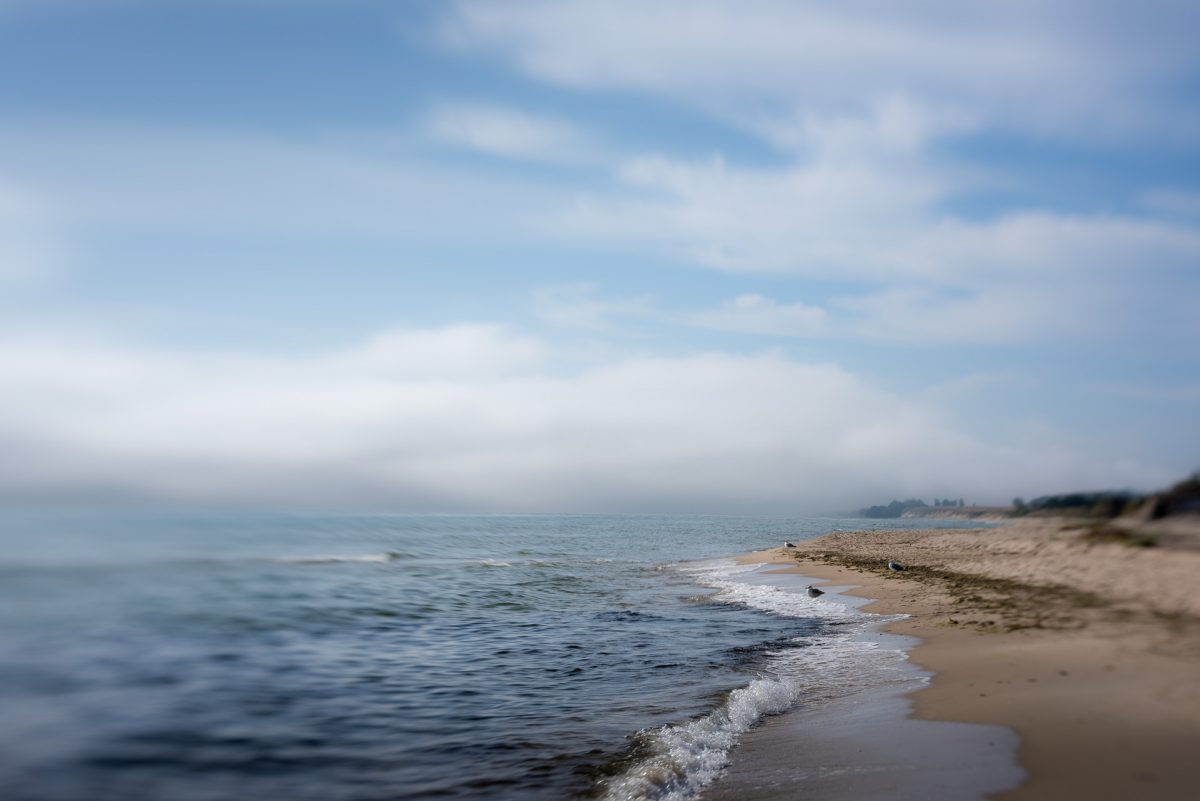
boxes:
[1146,472,1200,519]
[1008,490,1143,519]
[862,471,1198,522]
[858,498,928,518]
[858,497,965,517]
[1077,525,1157,548]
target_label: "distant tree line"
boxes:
[933,498,966,507]
[858,497,965,518]
[1009,491,1143,518]
[1151,473,1200,517]
[1009,472,1199,520]
[858,473,1200,520]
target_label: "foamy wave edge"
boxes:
[600,559,900,801]
[271,552,405,564]
[600,673,797,801]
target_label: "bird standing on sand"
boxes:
[784,541,795,548]
[806,586,825,597]
[888,560,906,572]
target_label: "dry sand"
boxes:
[710,519,1200,801]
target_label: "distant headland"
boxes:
[857,472,1200,531]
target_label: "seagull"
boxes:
[784,541,796,548]
[806,585,825,597]
[888,560,906,572]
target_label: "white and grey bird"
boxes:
[888,560,906,572]
[806,585,825,598]
[784,541,795,548]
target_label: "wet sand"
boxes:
[706,520,1200,800]
[704,683,1022,801]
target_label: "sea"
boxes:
[0,512,987,801]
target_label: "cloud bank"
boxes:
[0,325,1173,513]
[0,1,1194,512]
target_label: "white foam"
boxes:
[690,559,913,693]
[272,553,397,564]
[601,559,914,801]
[601,674,799,801]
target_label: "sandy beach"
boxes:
[707,519,1200,800]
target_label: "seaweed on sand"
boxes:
[797,550,1107,632]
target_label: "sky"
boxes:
[0,0,1197,514]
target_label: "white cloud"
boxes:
[0,324,1177,512]
[424,101,598,164]
[688,294,828,337]
[913,212,1200,281]
[442,0,1200,143]
[338,324,547,378]
[556,106,1200,344]
[567,149,939,277]
[0,125,564,242]
[830,285,1077,345]
[0,0,1189,516]
[682,281,1109,346]
[553,99,955,279]
[435,3,1200,347]
[2,112,1194,351]
[737,94,978,158]
[567,116,1200,284]
[532,283,654,330]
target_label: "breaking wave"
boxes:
[270,552,408,564]
[598,559,911,801]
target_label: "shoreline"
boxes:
[707,520,1200,800]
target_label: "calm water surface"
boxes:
[0,512,979,801]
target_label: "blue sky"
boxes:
[0,0,1197,513]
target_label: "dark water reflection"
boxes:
[0,512,979,801]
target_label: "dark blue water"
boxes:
[0,512,978,801]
